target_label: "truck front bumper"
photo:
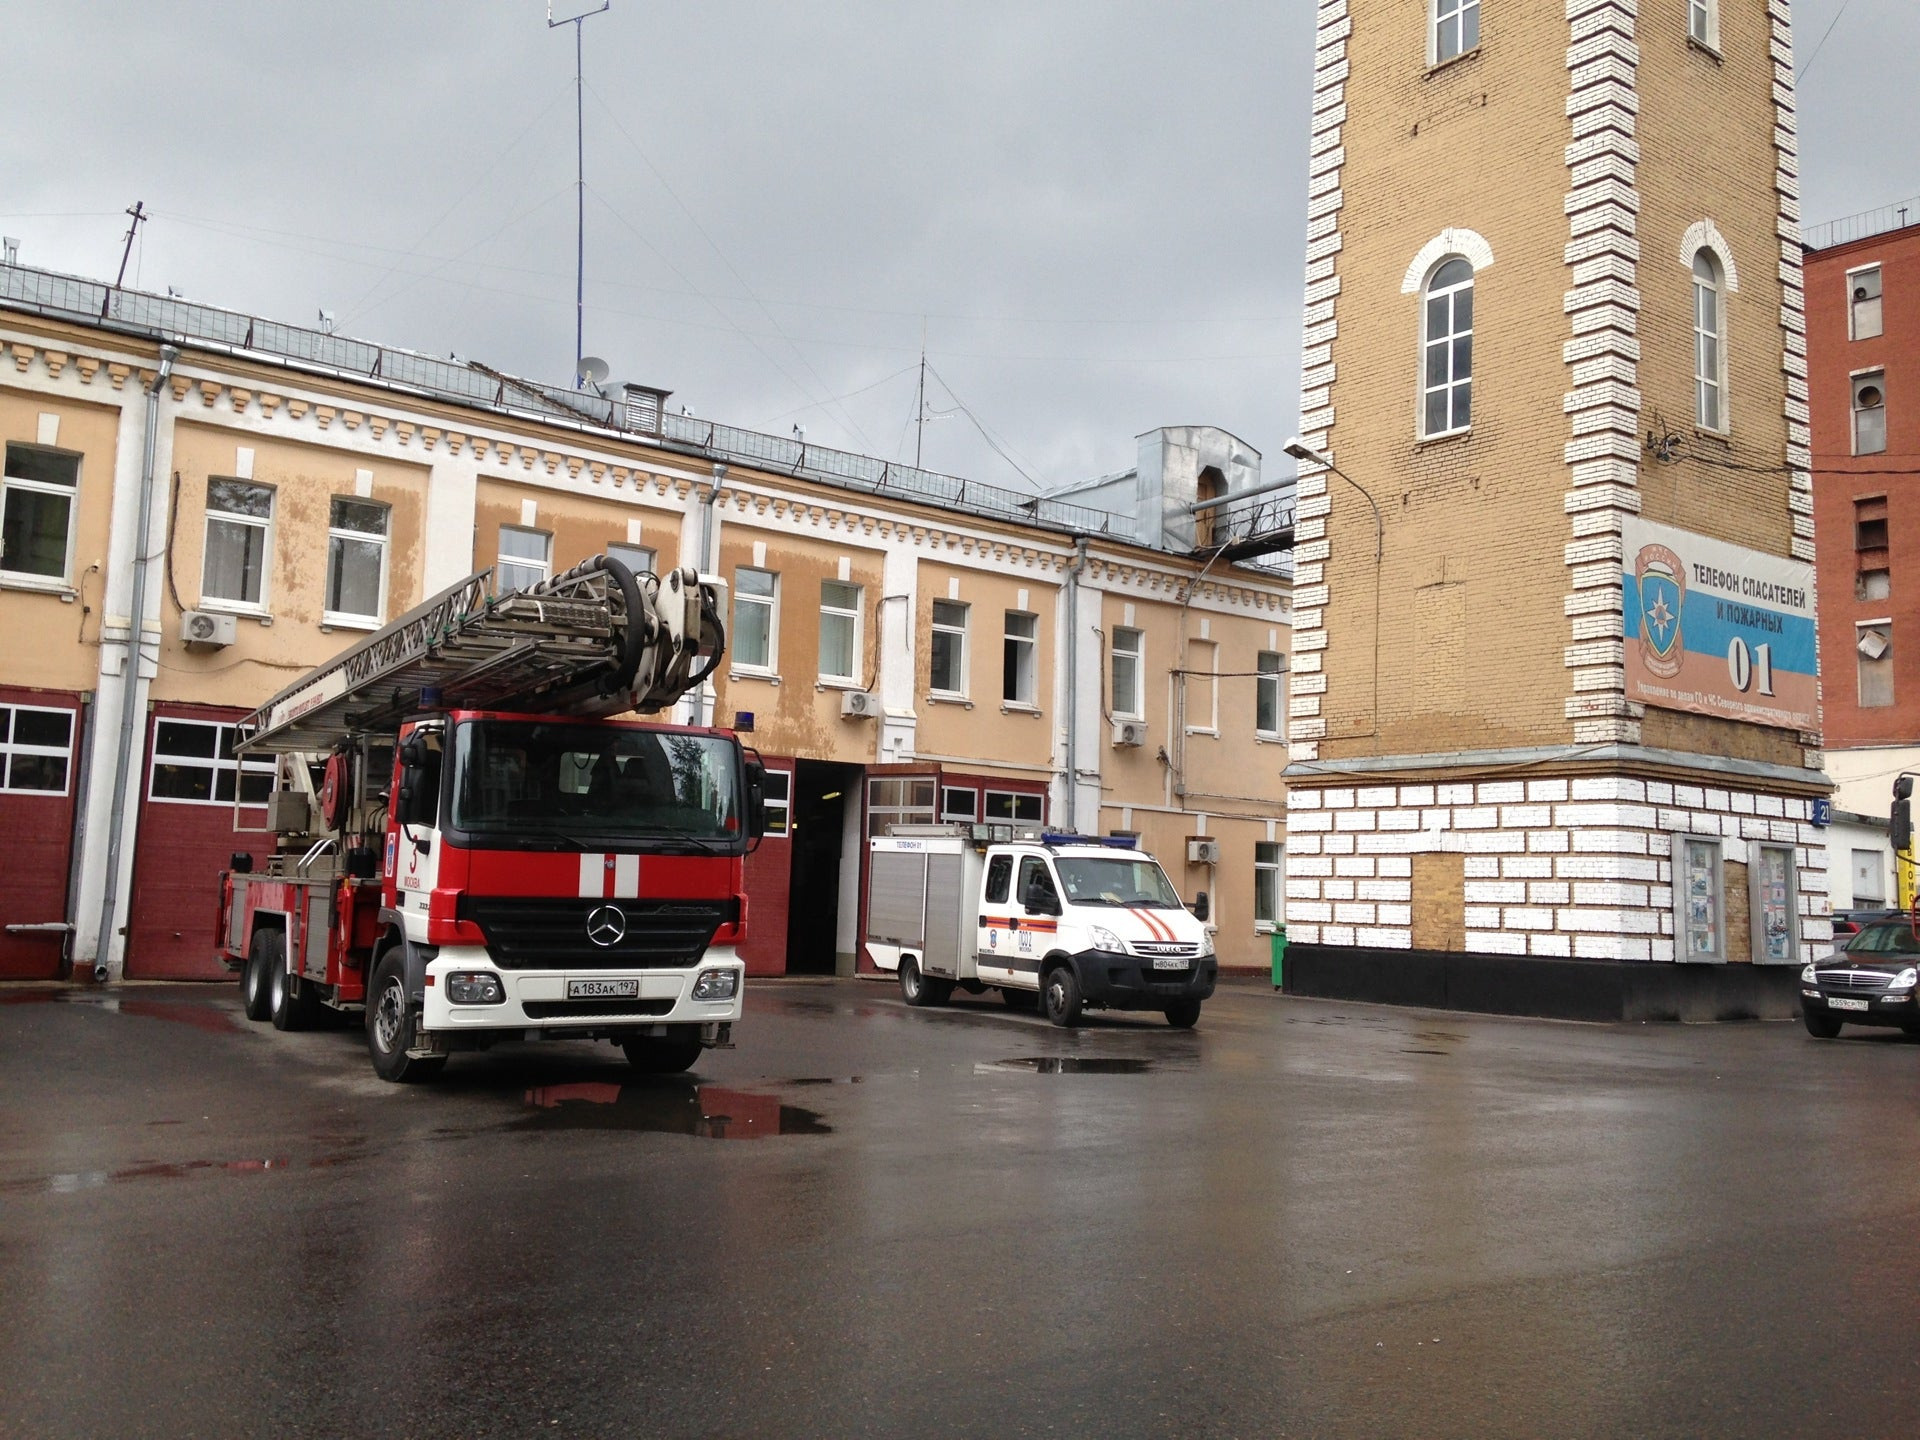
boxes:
[1076,949,1218,1011]
[420,944,745,1036]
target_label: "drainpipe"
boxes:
[92,345,176,982]
[694,461,725,725]
[1063,536,1089,832]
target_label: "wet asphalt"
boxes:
[3,977,1919,1439]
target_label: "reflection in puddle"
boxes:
[8,1157,293,1195]
[782,1076,864,1087]
[0,990,240,1034]
[976,1057,1155,1075]
[518,1082,830,1139]
[0,990,60,1006]
[1400,1048,1449,1056]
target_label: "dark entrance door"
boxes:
[785,760,862,975]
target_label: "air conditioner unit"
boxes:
[1111,719,1146,748]
[1186,838,1222,865]
[840,690,879,719]
[181,610,236,648]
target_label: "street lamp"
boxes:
[1283,438,1382,561]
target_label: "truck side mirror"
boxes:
[744,759,768,839]
[397,743,441,830]
[1192,890,1210,922]
[1895,776,1914,854]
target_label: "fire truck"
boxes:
[216,554,765,1082]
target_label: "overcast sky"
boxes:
[2,1,1912,496]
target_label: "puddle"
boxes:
[0,991,60,1006]
[116,999,242,1035]
[1410,1030,1466,1045]
[1399,1048,1449,1056]
[6,1157,293,1195]
[515,1082,830,1139]
[782,1076,865,1087]
[976,1056,1156,1075]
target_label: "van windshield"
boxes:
[1053,856,1182,909]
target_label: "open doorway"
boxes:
[785,760,864,975]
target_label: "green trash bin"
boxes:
[1270,923,1287,990]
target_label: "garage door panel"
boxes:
[0,692,82,980]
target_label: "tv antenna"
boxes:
[549,0,611,388]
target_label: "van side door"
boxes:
[976,851,1017,985]
[1006,855,1062,984]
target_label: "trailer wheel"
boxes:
[1041,964,1083,1028]
[241,931,274,1022]
[621,1036,702,1073]
[1163,1000,1202,1030]
[366,950,444,1083]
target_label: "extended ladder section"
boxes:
[238,556,725,755]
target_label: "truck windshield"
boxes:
[1053,856,1182,909]
[448,720,740,846]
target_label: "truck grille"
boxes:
[457,896,736,969]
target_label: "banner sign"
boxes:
[1621,518,1816,732]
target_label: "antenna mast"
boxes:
[549,0,611,388]
[915,320,927,469]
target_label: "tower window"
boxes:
[1421,257,1473,438]
[1688,0,1718,50]
[1432,0,1480,64]
[1850,265,1883,340]
[1693,250,1727,432]
[1853,373,1887,456]
[1857,623,1893,708]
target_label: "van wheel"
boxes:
[241,932,274,1022]
[366,950,445,1083]
[1042,965,1083,1027]
[901,958,948,1007]
[1164,1000,1202,1029]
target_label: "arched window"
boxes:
[1422,257,1474,438]
[1693,249,1726,431]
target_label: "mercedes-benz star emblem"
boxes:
[585,904,628,948]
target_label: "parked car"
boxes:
[1831,907,1905,938]
[1800,919,1920,1037]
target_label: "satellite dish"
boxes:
[577,355,610,385]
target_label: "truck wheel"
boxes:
[1042,965,1083,1027]
[265,933,319,1032]
[366,950,444,1083]
[899,957,935,1007]
[241,931,274,1022]
[622,1036,702,1073]
[1163,999,1202,1029]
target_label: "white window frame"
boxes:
[0,702,75,795]
[1420,257,1474,439]
[496,525,551,594]
[733,567,779,675]
[1110,627,1144,720]
[1688,0,1719,50]
[1852,370,1887,456]
[1431,0,1480,65]
[1003,611,1039,707]
[1672,832,1727,963]
[819,580,863,685]
[323,496,390,629]
[1848,264,1883,341]
[147,716,274,808]
[867,775,936,838]
[941,785,978,822]
[201,478,275,613]
[1256,651,1287,738]
[760,768,791,836]
[1747,841,1800,965]
[1693,249,1729,433]
[929,599,970,698]
[1,443,81,589]
[984,789,1043,825]
[607,541,656,577]
[1254,841,1283,932]
[1856,620,1893,708]
[1851,847,1887,905]
[1185,639,1219,735]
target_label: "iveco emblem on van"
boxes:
[585,904,628,947]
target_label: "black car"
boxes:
[1831,907,1905,939]
[1801,919,1920,1037]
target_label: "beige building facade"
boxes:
[0,265,1288,982]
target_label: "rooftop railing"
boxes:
[1804,197,1920,252]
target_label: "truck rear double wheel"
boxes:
[366,949,444,1083]
[899,957,953,1008]
[241,930,275,1022]
[259,930,323,1032]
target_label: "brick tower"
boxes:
[1283,0,1831,1014]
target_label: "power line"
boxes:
[1797,0,1853,83]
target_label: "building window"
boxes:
[1693,250,1727,432]
[607,541,655,577]
[148,717,273,806]
[0,703,74,794]
[1186,640,1218,732]
[1857,622,1893,707]
[496,526,550,593]
[1849,265,1883,340]
[1432,0,1479,63]
[1256,651,1287,737]
[1853,372,1887,455]
[325,498,389,624]
[1003,611,1038,706]
[760,769,791,836]
[1674,833,1726,961]
[941,786,978,822]
[202,479,273,608]
[1852,847,1886,905]
[1110,627,1144,719]
[1748,842,1800,964]
[2,443,80,584]
[819,580,862,683]
[733,567,778,672]
[1421,257,1474,437]
[868,776,935,838]
[1688,0,1718,49]
[1255,841,1283,930]
[930,599,969,696]
[984,789,1043,825]
[1855,497,1890,600]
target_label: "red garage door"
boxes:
[0,688,84,979]
[125,705,273,980]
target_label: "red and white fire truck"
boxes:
[216,554,765,1082]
